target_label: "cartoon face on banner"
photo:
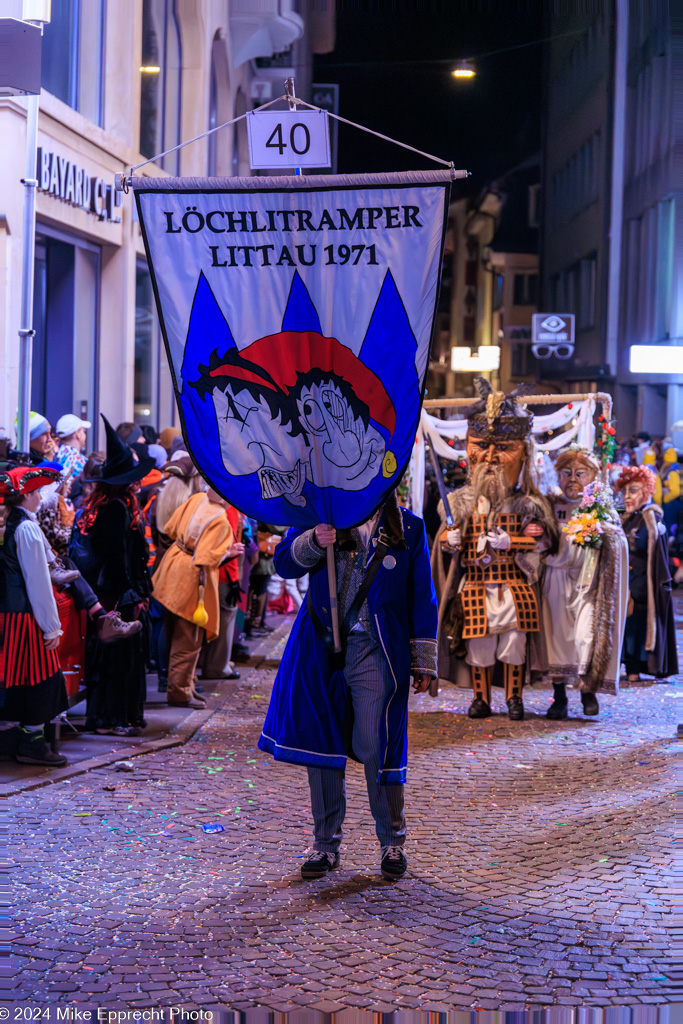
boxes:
[179,271,419,528]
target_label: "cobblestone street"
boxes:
[7,625,678,1014]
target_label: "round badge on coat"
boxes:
[383,554,397,570]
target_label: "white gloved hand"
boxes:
[657,521,667,536]
[486,527,512,550]
[446,528,462,548]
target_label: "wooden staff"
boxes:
[326,542,342,654]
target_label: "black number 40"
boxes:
[265,122,311,157]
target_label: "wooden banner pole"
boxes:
[326,543,342,654]
[423,392,613,419]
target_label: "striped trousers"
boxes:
[307,630,406,853]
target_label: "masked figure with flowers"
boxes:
[617,466,678,681]
[540,447,629,719]
[433,379,559,721]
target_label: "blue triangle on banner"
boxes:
[182,272,237,382]
[359,271,419,413]
[281,272,322,335]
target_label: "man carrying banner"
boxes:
[434,379,558,720]
[258,491,438,882]
[131,167,453,875]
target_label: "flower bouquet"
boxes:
[563,479,619,549]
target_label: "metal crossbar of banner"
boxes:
[115,95,467,191]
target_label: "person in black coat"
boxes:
[71,416,155,735]
[617,465,678,680]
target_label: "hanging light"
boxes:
[139,65,161,74]
[452,60,476,79]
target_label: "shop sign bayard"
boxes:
[37,147,122,223]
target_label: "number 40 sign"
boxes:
[246,110,331,171]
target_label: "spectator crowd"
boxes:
[0,411,304,767]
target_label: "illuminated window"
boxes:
[135,264,158,428]
[139,0,182,173]
[42,0,106,126]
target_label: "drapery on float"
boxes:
[408,392,615,517]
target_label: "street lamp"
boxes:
[452,60,476,79]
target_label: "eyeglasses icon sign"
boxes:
[539,315,567,333]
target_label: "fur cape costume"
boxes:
[582,523,629,690]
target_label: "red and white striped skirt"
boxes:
[0,612,61,688]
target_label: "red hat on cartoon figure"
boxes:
[0,465,62,504]
[209,332,397,438]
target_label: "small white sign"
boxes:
[630,345,683,375]
[531,313,575,359]
[247,110,331,170]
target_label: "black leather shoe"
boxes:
[381,846,407,880]
[468,698,492,719]
[300,850,339,879]
[581,692,599,715]
[547,698,568,719]
[15,730,67,766]
[547,682,568,719]
[507,696,525,720]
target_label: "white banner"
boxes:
[133,171,452,528]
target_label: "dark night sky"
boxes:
[313,11,545,190]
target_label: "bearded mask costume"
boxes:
[538,447,629,719]
[617,466,678,680]
[432,378,558,720]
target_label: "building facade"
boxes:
[540,3,681,436]
[429,160,539,400]
[0,0,333,448]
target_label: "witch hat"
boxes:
[99,414,156,486]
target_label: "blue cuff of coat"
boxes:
[377,766,407,785]
[291,529,325,569]
[411,638,438,677]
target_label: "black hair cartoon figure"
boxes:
[182,272,421,524]
[193,341,390,508]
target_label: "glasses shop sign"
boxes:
[531,313,575,360]
[37,147,122,224]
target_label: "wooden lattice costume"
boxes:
[431,378,558,720]
[459,512,539,639]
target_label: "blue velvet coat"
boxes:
[258,509,438,785]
